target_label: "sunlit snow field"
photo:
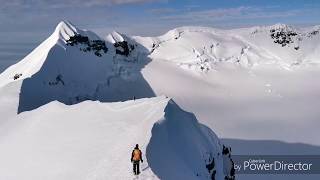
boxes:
[142,60,320,146]
[142,61,320,180]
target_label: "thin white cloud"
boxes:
[0,0,159,9]
[148,8,177,15]
[160,6,304,22]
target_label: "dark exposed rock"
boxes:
[130,44,135,51]
[222,145,235,180]
[66,34,89,46]
[310,30,319,36]
[222,145,230,155]
[49,74,65,86]
[56,74,65,85]
[13,73,22,80]
[270,28,298,47]
[114,41,130,56]
[206,157,216,180]
[66,34,108,57]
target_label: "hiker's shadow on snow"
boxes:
[141,165,150,171]
[18,39,155,113]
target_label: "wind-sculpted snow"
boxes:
[0,96,233,180]
[147,100,234,180]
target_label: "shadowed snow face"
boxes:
[16,22,156,113]
[147,100,232,180]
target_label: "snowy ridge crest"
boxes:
[54,21,78,41]
[106,31,125,44]
[147,98,235,180]
[145,23,320,71]
[54,21,102,44]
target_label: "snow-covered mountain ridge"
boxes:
[135,23,320,71]
[0,21,320,180]
[0,21,236,180]
[1,21,319,89]
[0,21,143,87]
[0,96,234,180]
[0,21,156,113]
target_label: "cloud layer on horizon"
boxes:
[0,0,319,38]
[0,0,160,9]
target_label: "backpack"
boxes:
[132,149,141,161]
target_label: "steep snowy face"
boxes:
[105,31,150,59]
[0,21,102,87]
[135,24,320,72]
[147,99,234,180]
[0,21,154,113]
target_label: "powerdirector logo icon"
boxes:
[232,155,320,174]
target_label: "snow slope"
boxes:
[0,21,154,113]
[132,24,320,146]
[135,24,320,71]
[0,21,101,87]
[0,96,233,180]
[142,59,320,145]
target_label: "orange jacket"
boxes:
[131,148,142,162]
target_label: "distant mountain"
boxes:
[0,21,155,113]
[135,23,320,71]
[1,21,319,112]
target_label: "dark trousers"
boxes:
[133,161,140,175]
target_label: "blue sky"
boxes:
[0,0,320,40]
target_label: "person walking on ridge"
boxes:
[131,144,143,175]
